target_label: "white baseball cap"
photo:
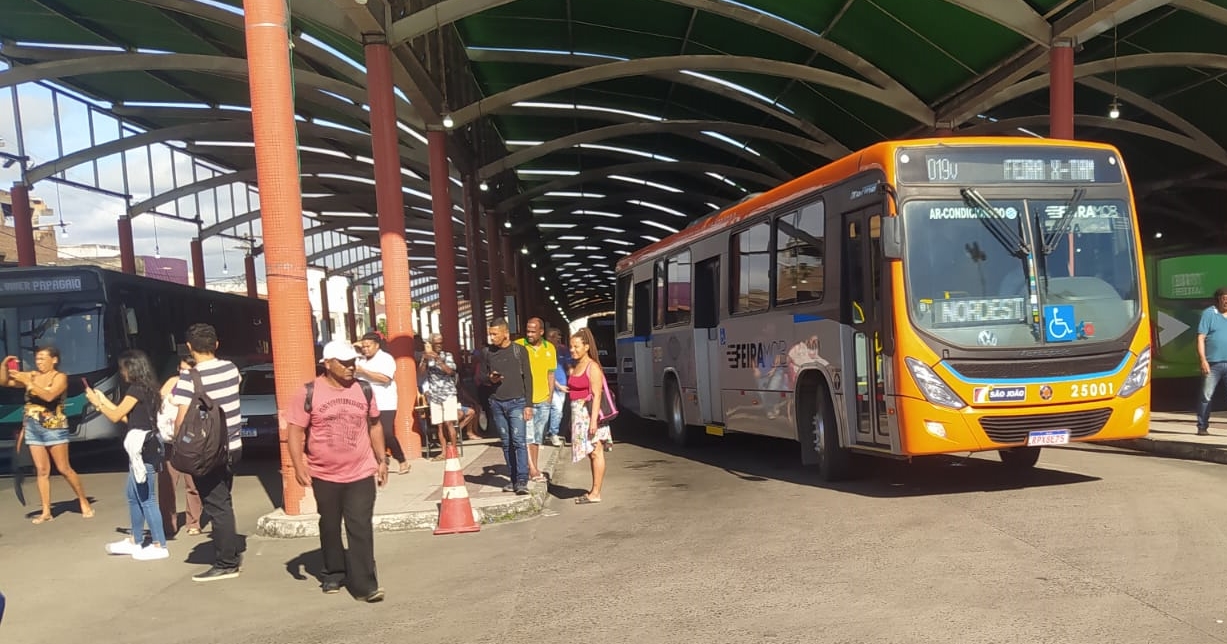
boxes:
[320,339,360,363]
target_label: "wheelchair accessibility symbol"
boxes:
[1044,305,1076,343]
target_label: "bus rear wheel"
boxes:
[998,446,1041,468]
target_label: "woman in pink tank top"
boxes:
[568,328,609,504]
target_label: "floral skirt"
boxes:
[570,399,611,463]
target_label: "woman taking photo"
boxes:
[85,350,169,560]
[2,346,93,524]
[568,328,609,504]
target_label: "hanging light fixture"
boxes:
[1108,18,1122,119]
[479,179,489,191]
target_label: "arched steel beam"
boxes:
[495,161,778,214]
[1175,0,1227,29]
[123,0,435,123]
[532,191,733,225]
[479,120,830,181]
[959,114,1227,167]
[307,236,377,263]
[26,120,431,185]
[941,0,1051,46]
[1076,76,1220,150]
[959,52,1227,127]
[390,0,921,105]
[0,53,424,129]
[466,48,850,151]
[450,56,934,130]
[128,163,364,218]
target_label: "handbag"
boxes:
[597,371,618,424]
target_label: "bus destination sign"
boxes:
[897,147,1123,185]
[0,276,89,295]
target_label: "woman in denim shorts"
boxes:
[3,346,93,524]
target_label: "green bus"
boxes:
[1146,250,1227,380]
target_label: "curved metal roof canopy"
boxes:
[5,0,1227,318]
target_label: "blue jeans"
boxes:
[549,390,566,438]
[128,463,167,547]
[489,397,529,485]
[1197,362,1227,430]
[529,400,551,444]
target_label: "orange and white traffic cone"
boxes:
[433,444,480,535]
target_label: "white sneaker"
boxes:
[132,545,170,561]
[106,539,139,555]
[549,435,563,447]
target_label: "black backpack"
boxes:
[169,368,228,477]
[304,379,373,415]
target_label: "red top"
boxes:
[285,377,381,484]
[569,363,592,402]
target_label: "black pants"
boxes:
[194,449,241,570]
[380,410,406,463]
[313,476,378,595]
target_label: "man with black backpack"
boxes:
[286,340,387,602]
[171,323,243,582]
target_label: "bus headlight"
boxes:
[905,357,966,410]
[1117,346,1151,399]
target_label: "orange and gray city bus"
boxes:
[613,137,1151,479]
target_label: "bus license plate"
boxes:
[240,427,257,438]
[1027,429,1069,446]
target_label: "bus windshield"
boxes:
[0,303,108,374]
[903,197,1140,349]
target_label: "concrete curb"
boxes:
[1102,438,1227,466]
[256,445,563,539]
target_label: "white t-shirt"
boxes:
[357,349,398,411]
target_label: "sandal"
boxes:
[32,514,53,524]
[531,474,547,483]
[575,496,602,504]
[81,507,95,519]
[186,528,202,536]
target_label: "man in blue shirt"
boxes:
[547,327,573,446]
[1196,287,1227,435]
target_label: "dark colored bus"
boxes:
[0,266,270,446]
[587,313,617,385]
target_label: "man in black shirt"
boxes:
[481,318,534,494]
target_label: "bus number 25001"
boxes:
[1070,382,1114,398]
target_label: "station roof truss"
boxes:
[4,0,1227,318]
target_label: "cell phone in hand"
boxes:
[6,358,17,371]
[80,377,90,389]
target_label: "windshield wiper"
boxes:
[960,188,1029,256]
[1041,188,1087,255]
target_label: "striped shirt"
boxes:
[172,357,243,451]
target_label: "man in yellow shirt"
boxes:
[516,317,556,482]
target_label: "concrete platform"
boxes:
[1102,410,1227,464]
[256,440,565,538]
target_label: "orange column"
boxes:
[346,285,358,341]
[190,239,206,288]
[117,217,136,274]
[463,177,487,347]
[244,253,259,298]
[365,37,421,460]
[10,183,35,267]
[242,0,316,515]
[318,276,332,342]
[486,209,505,320]
[427,130,461,359]
[1049,39,1075,140]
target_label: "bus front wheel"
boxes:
[813,386,852,481]
[998,446,1041,468]
[666,382,696,447]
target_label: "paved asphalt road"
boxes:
[4,420,1227,644]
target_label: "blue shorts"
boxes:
[528,401,550,444]
[23,415,69,447]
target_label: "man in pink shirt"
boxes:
[286,340,388,602]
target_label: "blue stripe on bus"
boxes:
[942,354,1132,385]
[617,336,648,344]
[792,314,824,322]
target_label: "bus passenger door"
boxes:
[843,209,889,447]
[692,256,722,424]
[631,280,656,418]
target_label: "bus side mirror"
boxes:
[881,217,903,259]
[124,308,139,335]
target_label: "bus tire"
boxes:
[665,381,696,447]
[998,446,1041,468]
[812,385,852,481]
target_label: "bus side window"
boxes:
[653,261,666,329]
[665,250,692,326]
[616,274,633,335]
[731,222,771,314]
